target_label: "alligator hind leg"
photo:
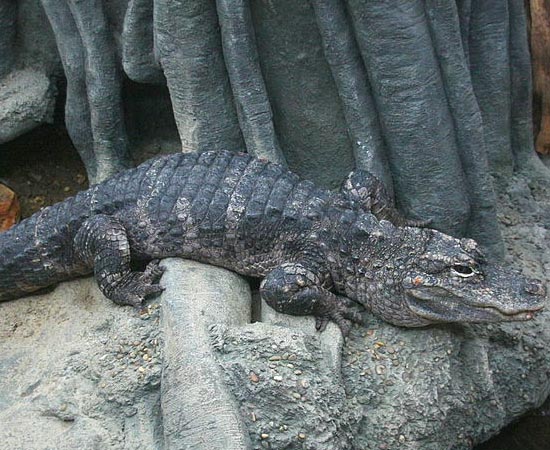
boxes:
[74,214,164,307]
[260,263,365,336]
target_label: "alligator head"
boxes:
[348,223,546,327]
[398,230,546,326]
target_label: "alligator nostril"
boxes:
[524,280,546,297]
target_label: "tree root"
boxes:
[216,0,286,165]
[41,0,131,184]
[122,0,165,84]
[345,0,471,237]
[424,0,503,257]
[154,0,244,153]
[0,0,16,78]
[311,0,393,194]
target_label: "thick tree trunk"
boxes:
[216,0,286,164]
[154,0,245,154]
[41,0,130,184]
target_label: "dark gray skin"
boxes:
[0,151,545,334]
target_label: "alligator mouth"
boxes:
[406,289,544,324]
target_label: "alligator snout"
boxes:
[524,279,546,297]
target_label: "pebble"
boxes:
[298,432,306,440]
[288,354,297,361]
[375,365,385,375]
[398,435,406,443]
[269,355,281,361]
[292,392,301,400]
[260,433,269,440]
[273,375,283,382]
[250,372,260,383]
[294,369,302,375]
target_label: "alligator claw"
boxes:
[315,316,330,332]
[315,296,365,338]
[109,260,166,308]
[143,259,166,280]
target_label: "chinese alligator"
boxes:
[0,151,545,334]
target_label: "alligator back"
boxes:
[117,151,332,275]
[0,151,334,301]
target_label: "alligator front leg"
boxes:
[260,263,365,336]
[74,214,164,307]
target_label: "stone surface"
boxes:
[0,277,163,450]
[0,173,549,449]
[0,68,56,144]
[0,0,60,144]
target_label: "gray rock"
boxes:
[0,277,163,450]
[215,302,550,450]
[1,175,549,449]
[0,0,61,145]
[0,68,56,144]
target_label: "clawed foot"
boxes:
[110,259,166,308]
[314,296,365,338]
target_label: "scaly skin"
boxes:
[0,151,545,334]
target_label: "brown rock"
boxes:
[528,0,550,154]
[0,183,20,232]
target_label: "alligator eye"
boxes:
[451,265,476,278]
